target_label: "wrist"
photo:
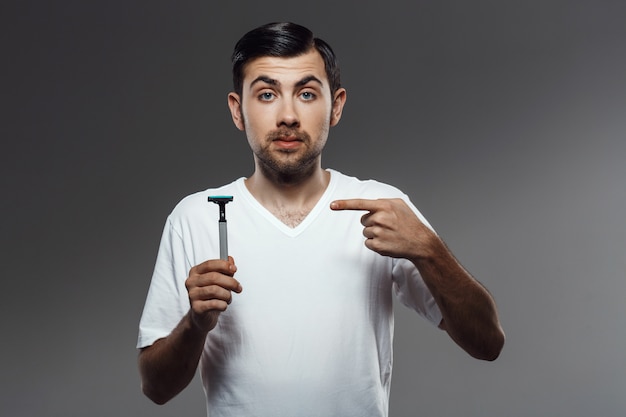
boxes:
[185,311,213,340]
[407,230,444,263]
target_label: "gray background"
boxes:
[2,1,625,416]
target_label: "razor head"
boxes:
[208,196,234,204]
[208,195,233,221]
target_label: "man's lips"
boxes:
[273,134,299,141]
[273,138,301,149]
[272,135,302,149]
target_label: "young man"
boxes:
[137,22,504,416]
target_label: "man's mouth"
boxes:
[270,130,304,149]
[275,135,299,142]
[273,136,302,149]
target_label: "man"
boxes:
[137,22,504,416]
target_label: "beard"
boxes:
[252,127,327,185]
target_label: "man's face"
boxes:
[228,49,346,181]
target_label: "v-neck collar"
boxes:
[236,169,338,237]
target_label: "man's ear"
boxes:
[228,92,245,131]
[330,88,347,127]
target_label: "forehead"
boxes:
[242,49,328,87]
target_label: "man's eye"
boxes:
[300,92,315,101]
[259,92,275,101]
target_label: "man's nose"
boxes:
[277,98,299,128]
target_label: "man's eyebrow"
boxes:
[248,75,324,89]
[249,76,278,88]
[295,75,324,88]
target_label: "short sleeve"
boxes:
[136,216,193,348]
[392,258,442,326]
[392,195,442,326]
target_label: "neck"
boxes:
[246,163,329,205]
[245,165,330,227]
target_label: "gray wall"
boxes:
[2,1,625,416]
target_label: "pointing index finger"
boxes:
[330,199,381,211]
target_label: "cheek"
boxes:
[303,104,332,127]
[241,105,264,132]
[244,98,278,118]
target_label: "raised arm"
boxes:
[330,198,505,361]
[138,258,242,404]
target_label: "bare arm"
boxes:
[138,313,208,404]
[138,257,242,404]
[409,235,504,360]
[331,198,505,361]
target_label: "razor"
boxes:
[208,196,234,260]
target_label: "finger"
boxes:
[187,269,242,294]
[197,273,242,292]
[360,211,374,227]
[195,299,230,313]
[190,284,235,304]
[193,257,237,276]
[330,199,382,212]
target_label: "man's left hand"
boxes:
[330,198,438,260]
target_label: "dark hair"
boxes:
[231,22,341,96]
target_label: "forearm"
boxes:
[411,236,505,361]
[138,311,208,404]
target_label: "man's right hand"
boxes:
[139,257,241,404]
[185,256,242,333]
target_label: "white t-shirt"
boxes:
[137,169,442,417]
